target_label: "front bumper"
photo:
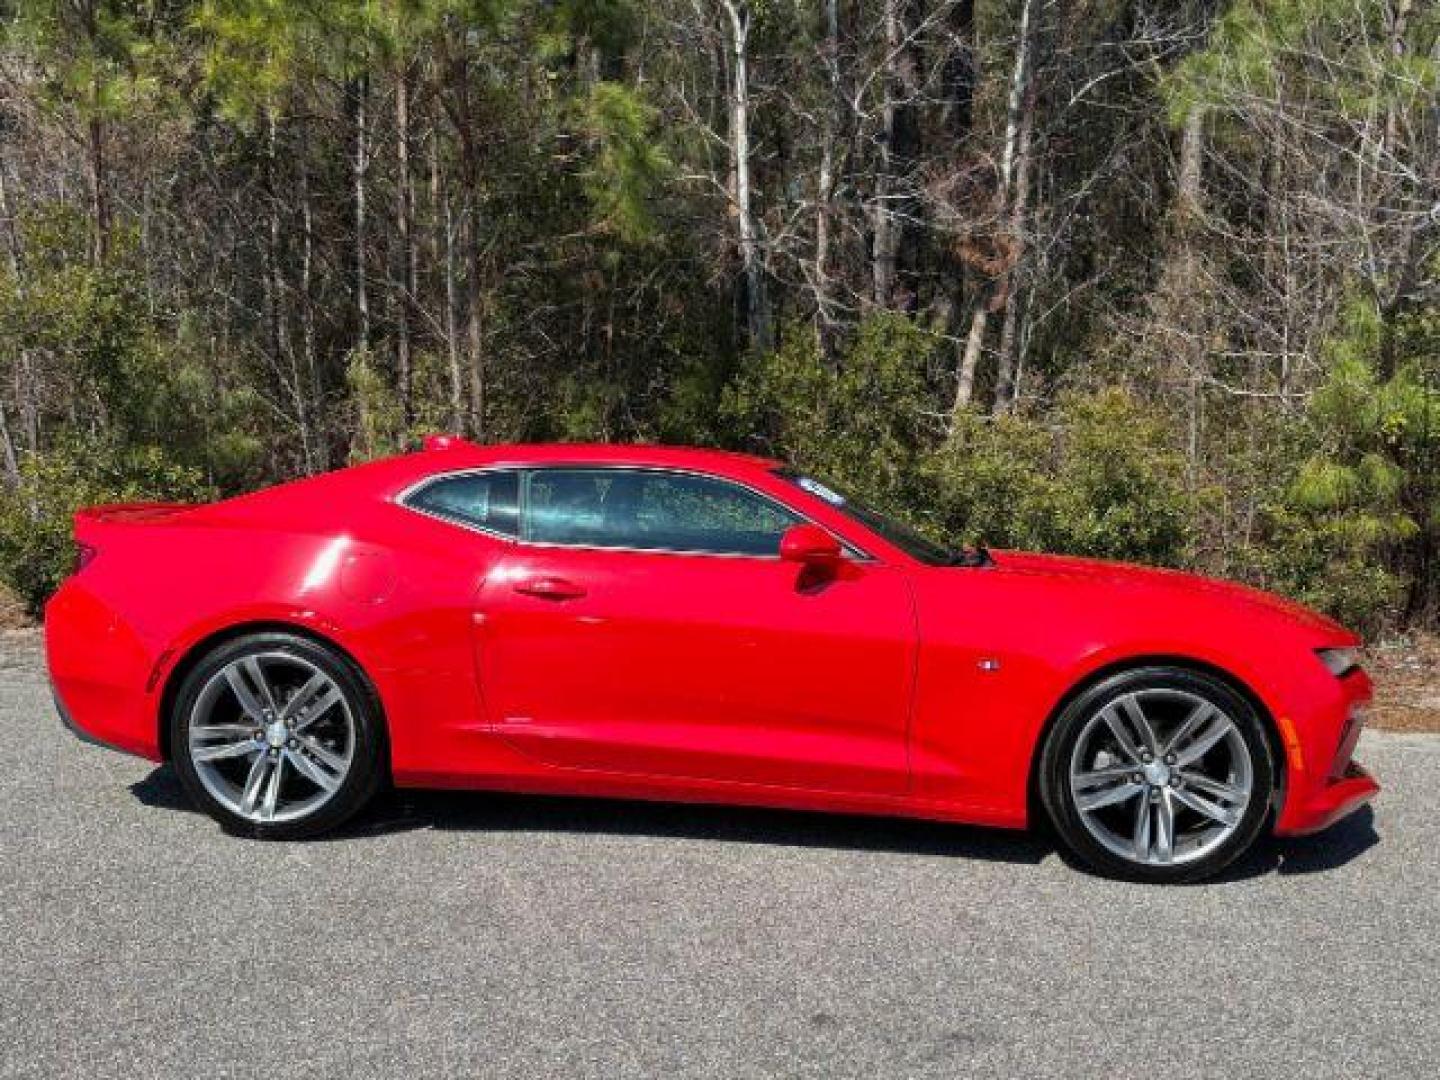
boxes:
[1276,760,1379,836]
[1273,669,1379,836]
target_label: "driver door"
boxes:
[474,467,917,795]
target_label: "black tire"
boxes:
[1038,666,1275,884]
[169,631,386,839]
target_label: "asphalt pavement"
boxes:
[2,636,1436,1078]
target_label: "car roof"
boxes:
[207,441,788,526]
[408,441,783,476]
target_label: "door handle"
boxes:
[513,575,587,601]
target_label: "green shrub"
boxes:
[721,314,944,514]
[0,441,214,613]
[929,390,1193,566]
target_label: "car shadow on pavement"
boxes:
[130,765,1379,878]
[130,765,1049,864]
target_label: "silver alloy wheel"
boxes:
[186,651,355,825]
[1067,688,1253,867]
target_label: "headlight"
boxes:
[1315,646,1361,678]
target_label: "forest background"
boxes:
[0,0,1437,639]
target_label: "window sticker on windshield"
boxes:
[797,477,846,506]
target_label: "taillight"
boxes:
[74,542,98,574]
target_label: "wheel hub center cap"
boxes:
[1142,760,1171,786]
[265,721,288,748]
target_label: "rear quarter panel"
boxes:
[46,479,507,774]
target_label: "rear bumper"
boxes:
[52,687,116,751]
[44,579,163,761]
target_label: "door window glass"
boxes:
[524,469,803,556]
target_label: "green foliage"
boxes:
[3,0,176,122]
[0,0,1437,642]
[1248,299,1440,631]
[0,203,260,612]
[0,440,214,612]
[0,206,263,486]
[582,82,672,244]
[1167,0,1440,125]
[721,315,942,514]
[931,391,1193,566]
[722,324,1193,567]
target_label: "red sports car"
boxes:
[45,439,1378,881]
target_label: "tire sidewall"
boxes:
[169,631,386,840]
[1040,666,1275,883]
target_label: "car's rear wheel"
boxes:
[1039,666,1275,883]
[169,632,385,839]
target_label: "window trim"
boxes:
[395,464,872,562]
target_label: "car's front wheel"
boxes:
[169,631,386,839]
[1039,666,1275,883]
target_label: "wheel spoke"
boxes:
[225,659,279,722]
[1077,779,1143,812]
[1074,765,1136,791]
[239,752,272,816]
[191,723,256,741]
[1119,694,1160,755]
[286,747,342,793]
[297,734,348,776]
[242,657,281,714]
[1101,707,1145,764]
[1162,702,1213,757]
[1171,786,1240,827]
[285,677,343,733]
[1153,791,1175,863]
[1132,794,1152,860]
[260,752,285,820]
[1180,772,1248,805]
[1173,716,1231,767]
[192,739,260,763]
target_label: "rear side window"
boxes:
[406,470,520,537]
[524,468,802,556]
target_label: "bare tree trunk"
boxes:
[871,0,900,308]
[1177,103,1205,220]
[1383,0,1415,158]
[0,159,25,483]
[872,0,921,309]
[86,116,109,266]
[266,114,315,474]
[992,87,1038,414]
[813,0,841,361]
[395,62,416,421]
[0,402,18,488]
[952,0,1035,421]
[299,148,323,469]
[352,75,371,354]
[431,128,464,430]
[465,200,485,437]
[79,1,110,266]
[439,34,488,436]
[721,1,770,351]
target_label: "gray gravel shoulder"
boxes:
[2,638,1436,1079]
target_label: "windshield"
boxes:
[773,468,966,566]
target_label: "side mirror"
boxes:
[779,523,843,565]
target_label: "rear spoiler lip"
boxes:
[73,502,198,533]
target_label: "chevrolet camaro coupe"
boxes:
[45,439,1379,882]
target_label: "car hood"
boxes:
[989,550,1353,640]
